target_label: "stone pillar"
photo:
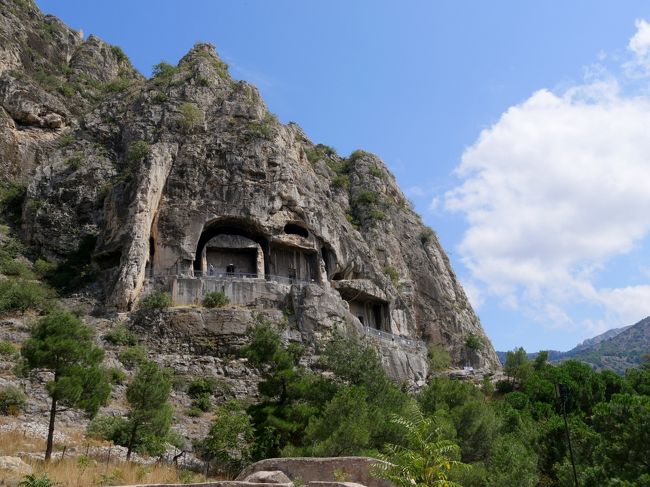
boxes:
[256,245,265,277]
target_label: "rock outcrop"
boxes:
[0,0,500,382]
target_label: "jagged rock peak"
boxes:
[1,0,501,380]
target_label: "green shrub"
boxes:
[331,174,350,190]
[465,332,484,351]
[199,399,254,476]
[348,149,370,163]
[110,45,127,63]
[419,227,434,243]
[427,343,451,372]
[178,470,199,484]
[56,133,75,148]
[58,83,75,98]
[0,258,34,278]
[247,112,278,140]
[65,152,83,170]
[126,140,150,165]
[495,380,514,394]
[18,473,54,487]
[118,345,148,369]
[187,377,219,398]
[104,78,131,93]
[327,158,351,176]
[87,414,127,441]
[104,323,137,346]
[186,406,203,417]
[0,183,26,224]
[152,61,177,80]
[505,391,530,410]
[179,102,204,132]
[367,209,385,221]
[0,340,19,358]
[141,290,171,309]
[354,190,379,206]
[345,210,360,229]
[152,91,168,103]
[192,393,213,412]
[107,366,127,385]
[38,19,60,41]
[33,257,57,277]
[368,164,383,178]
[383,266,399,285]
[0,278,52,313]
[203,291,229,308]
[0,385,27,415]
[305,144,337,164]
[40,234,97,293]
[0,236,25,260]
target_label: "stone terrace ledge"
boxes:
[170,275,294,307]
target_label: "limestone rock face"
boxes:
[1,0,500,379]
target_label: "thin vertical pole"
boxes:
[562,399,579,487]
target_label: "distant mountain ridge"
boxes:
[570,325,632,353]
[497,317,650,374]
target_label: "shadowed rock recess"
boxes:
[0,0,499,384]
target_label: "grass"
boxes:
[104,78,131,93]
[419,227,434,244]
[368,164,383,179]
[383,266,399,285]
[110,45,127,63]
[65,152,83,171]
[179,102,204,132]
[0,426,210,485]
[305,144,337,164]
[56,133,75,148]
[331,174,350,190]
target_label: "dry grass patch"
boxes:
[0,426,206,485]
[28,458,198,486]
[0,427,46,455]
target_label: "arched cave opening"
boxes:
[194,218,270,276]
[283,222,309,239]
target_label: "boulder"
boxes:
[0,456,33,475]
[244,471,293,484]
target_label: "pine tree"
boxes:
[124,360,173,460]
[21,311,110,461]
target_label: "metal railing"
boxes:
[363,326,426,349]
[191,271,316,286]
[195,271,260,279]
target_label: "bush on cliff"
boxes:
[202,291,229,308]
[141,290,171,309]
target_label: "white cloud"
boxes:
[406,185,425,197]
[599,285,650,325]
[445,19,650,333]
[428,196,440,212]
[626,19,650,76]
[461,280,484,309]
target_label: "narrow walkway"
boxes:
[363,326,426,350]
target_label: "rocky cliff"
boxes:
[0,0,499,382]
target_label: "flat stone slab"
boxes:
[114,482,292,487]
[237,457,393,487]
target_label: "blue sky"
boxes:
[36,0,650,352]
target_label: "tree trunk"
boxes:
[126,422,138,461]
[45,396,57,461]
